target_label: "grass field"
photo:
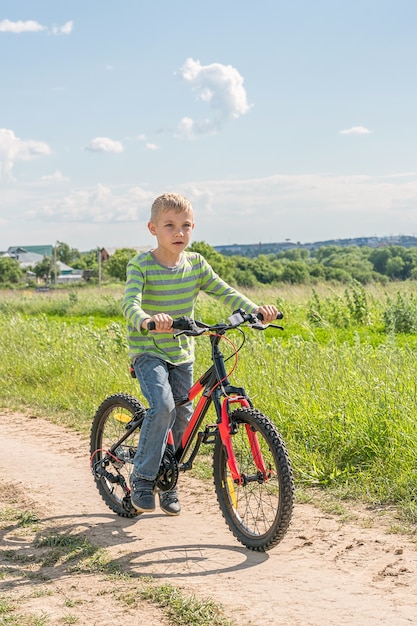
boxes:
[1,281,417,523]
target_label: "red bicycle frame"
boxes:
[167,331,271,486]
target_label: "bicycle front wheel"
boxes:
[90,393,146,518]
[213,407,294,551]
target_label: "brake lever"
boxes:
[249,320,284,331]
[173,328,206,337]
[173,320,208,337]
[250,310,284,331]
[249,320,267,330]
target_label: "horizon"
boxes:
[1,2,417,250]
[4,232,417,256]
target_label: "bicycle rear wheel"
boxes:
[90,393,146,518]
[213,407,294,551]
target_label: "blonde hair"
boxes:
[150,192,193,223]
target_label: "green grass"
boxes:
[137,581,234,626]
[0,286,124,321]
[0,508,41,534]
[1,282,417,521]
[0,595,49,626]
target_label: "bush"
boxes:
[306,283,371,328]
[0,257,23,284]
[383,292,417,333]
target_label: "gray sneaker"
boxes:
[130,477,155,512]
[159,490,181,516]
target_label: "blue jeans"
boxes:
[132,353,194,482]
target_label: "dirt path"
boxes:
[1,410,416,625]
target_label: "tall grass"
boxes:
[245,335,417,501]
[0,287,124,320]
[0,313,135,431]
[1,283,417,520]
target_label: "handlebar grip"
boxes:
[257,311,284,321]
[147,316,192,331]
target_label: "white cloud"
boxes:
[0,129,51,181]
[339,126,371,135]
[41,170,69,182]
[25,184,155,223]
[135,134,159,150]
[177,58,252,137]
[51,21,74,36]
[83,137,124,153]
[0,19,46,33]
[21,172,417,235]
[177,116,207,138]
[0,18,73,36]
[4,171,417,250]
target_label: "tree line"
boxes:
[2,240,417,287]
[189,241,417,287]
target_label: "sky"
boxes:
[1,0,417,252]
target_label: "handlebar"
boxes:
[147,309,284,335]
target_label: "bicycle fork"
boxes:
[218,396,271,486]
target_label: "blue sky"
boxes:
[1,0,417,252]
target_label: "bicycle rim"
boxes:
[90,393,145,518]
[213,407,294,551]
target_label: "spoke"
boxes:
[228,426,280,537]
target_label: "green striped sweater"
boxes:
[122,250,258,364]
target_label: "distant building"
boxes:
[6,245,53,257]
[3,247,47,268]
[100,245,150,262]
[2,246,82,283]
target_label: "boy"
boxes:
[122,192,278,516]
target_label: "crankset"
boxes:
[155,447,179,492]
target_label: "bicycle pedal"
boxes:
[201,424,217,444]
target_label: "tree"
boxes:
[72,249,99,272]
[385,256,405,280]
[0,257,23,284]
[313,245,344,262]
[280,261,310,284]
[234,268,257,288]
[106,248,136,281]
[189,241,236,283]
[369,248,391,274]
[309,262,325,279]
[323,267,352,283]
[252,256,281,284]
[277,248,310,262]
[33,257,60,283]
[55,241,81,265]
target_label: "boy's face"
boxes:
[148,208,194,254]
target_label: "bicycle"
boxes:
[90,308,294,551]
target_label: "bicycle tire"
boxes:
[213,407,294,551]
[90,393,146,518]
